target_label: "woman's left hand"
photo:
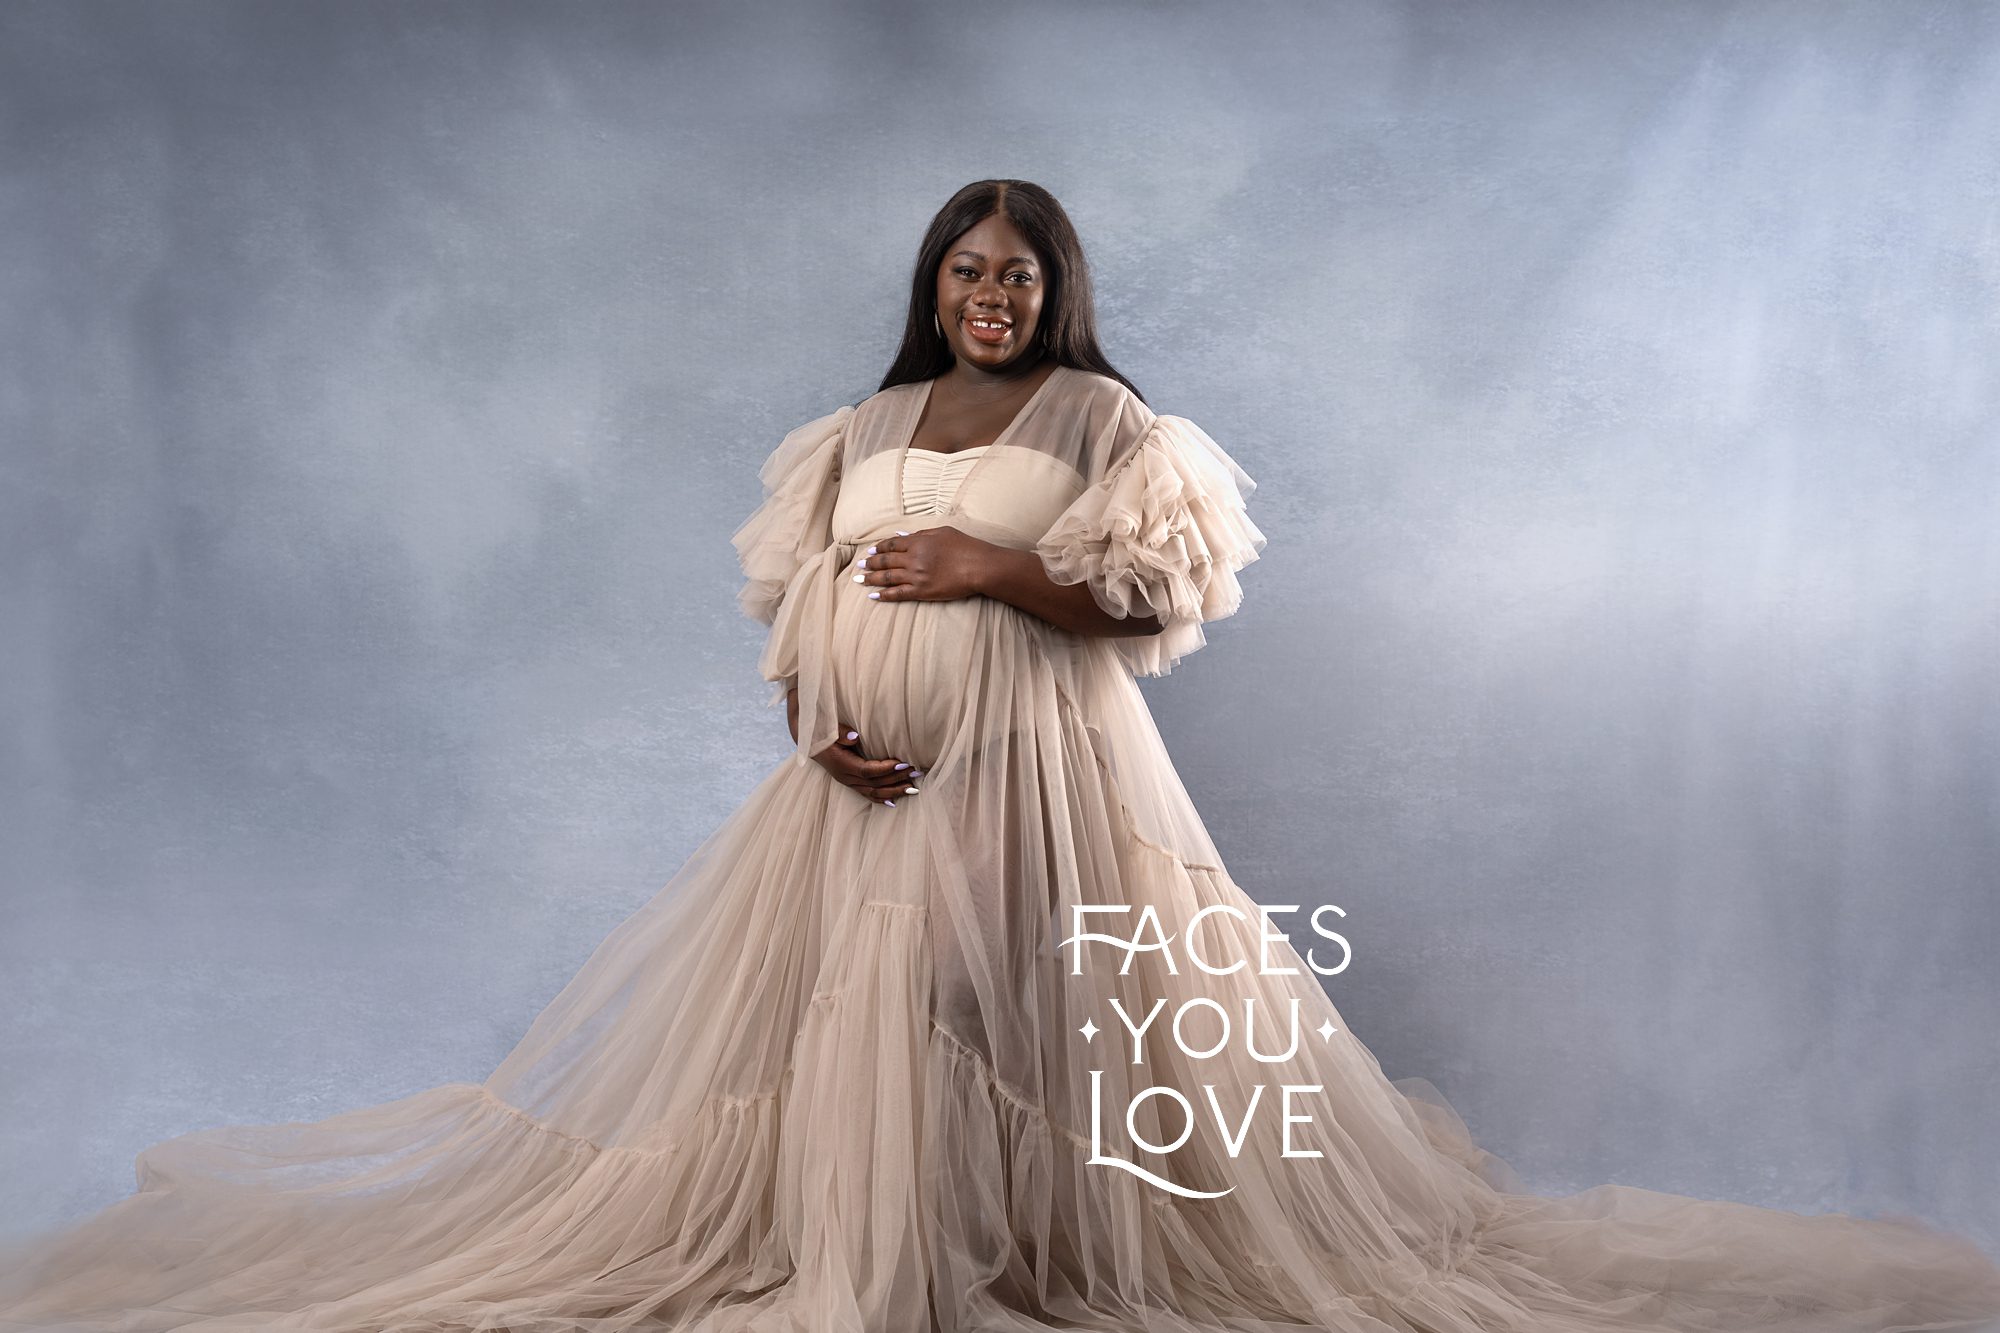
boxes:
[852,527,992,602]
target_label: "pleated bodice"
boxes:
[901,445,989,514]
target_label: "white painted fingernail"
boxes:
[846,730,857,740]
[865,545,877,555]
[894,763,910,770]
[854,556,868,568]
[852,574,866,583]
[904,786,920,795]
[868,592,881,600]
[895,530,909,536]
[884,799,897,808]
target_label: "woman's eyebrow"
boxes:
[950,249,1037,266]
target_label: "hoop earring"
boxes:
[933,313,942,338]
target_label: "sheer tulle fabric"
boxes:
[1035,412,1267,678]
[5,366,1999,1333]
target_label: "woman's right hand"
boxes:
[789,687,923,806]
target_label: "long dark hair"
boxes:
[877,180,1146,405]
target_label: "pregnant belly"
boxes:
[826,581,985,772]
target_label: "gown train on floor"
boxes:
[4,365,1998,1333]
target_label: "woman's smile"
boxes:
[963,315,1012,345]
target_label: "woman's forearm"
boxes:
[974,547,1164,640]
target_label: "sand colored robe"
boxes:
[4,364,1998,1333]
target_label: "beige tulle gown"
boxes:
[5,363,1999,1333]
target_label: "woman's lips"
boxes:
[964,317,1011,345]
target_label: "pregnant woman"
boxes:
[5,179,2000,1333]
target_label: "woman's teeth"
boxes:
[966,318,1010,344]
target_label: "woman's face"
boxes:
[934,212,1047,373]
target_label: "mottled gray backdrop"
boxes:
[3,0,1995,1252]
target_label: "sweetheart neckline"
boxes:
[897,365,1068,518]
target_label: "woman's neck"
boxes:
[942,353,1051,399]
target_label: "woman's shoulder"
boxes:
[856,377,923,406]
[1058,364,1156,427]
[1055,364,1145,409]
[843,378,922,432]
[1057,364,1125,393]
[1053,366,1158,467]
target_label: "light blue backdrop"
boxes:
[3,0,1994,1253]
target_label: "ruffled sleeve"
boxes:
[1033,412,1268,678]
[729,406,851,704]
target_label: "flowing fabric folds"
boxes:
[4,365,1999,1333]
[1034,413,1269,679]
[729,405,851,709]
